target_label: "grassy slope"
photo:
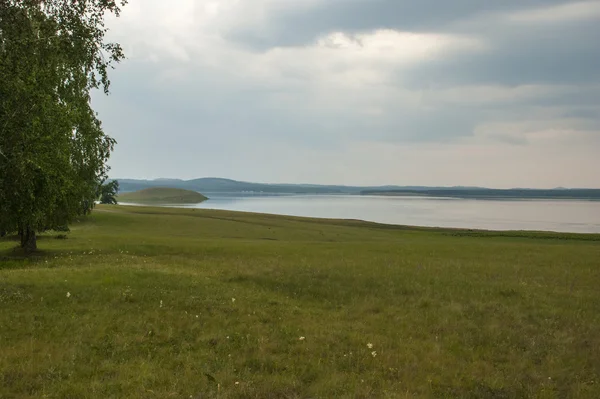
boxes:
[117,187,208,204]
[1,206,599,398]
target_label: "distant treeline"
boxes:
[118,178,351,194]
[361,189,600,200]
[117,178,410,195]
[116,178,600,200]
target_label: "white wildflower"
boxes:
[299,336,305,341]
[367,343,373,349]
[160,300,163,308]
[231,298,236,303]
[66,292,71,298]
[235,381,239,385]
[371,351,377,357]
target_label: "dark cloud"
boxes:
[228,1,600,91]
[402,19,600,88]
[228,0,568,49]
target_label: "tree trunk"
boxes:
[20,226,37,252]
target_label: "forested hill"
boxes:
[116,178,599,199]
[116,178,417,195]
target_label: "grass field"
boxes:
[117,187,208,204]
[1,205,599,398]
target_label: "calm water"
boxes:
[148,194,600,234]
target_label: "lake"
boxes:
[139,194,600,234]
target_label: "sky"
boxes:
[93,0,600,188]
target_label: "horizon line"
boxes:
[111,177,600,191]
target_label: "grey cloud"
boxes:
[96,0,600,185]
[98,52,600,155]
[228,0,600,106]
[96,60,345,150]
[227,0,567,49]
[403,19,600,88]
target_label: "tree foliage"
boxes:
[98,179,119,205]
[0,0,126,251]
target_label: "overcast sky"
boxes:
[93,0,600,188]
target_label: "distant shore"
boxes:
[360,188,600,201]
[116,177,600,199]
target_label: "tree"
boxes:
[98,179,119,205]
[0,0,126,252]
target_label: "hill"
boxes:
[117,187,208,204]
[117,177,362,194]
[115,177,482,195]
[115,178,600,200]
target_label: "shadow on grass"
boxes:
[0,235,73,270]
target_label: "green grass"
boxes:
[117,187,208,204]
[1,205,599,398]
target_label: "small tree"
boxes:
[98,180,119,205]
[0,0,126,251]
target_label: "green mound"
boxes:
[117,187,207,204]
